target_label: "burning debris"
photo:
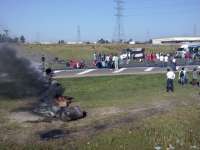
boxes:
[34,82,87,121]
[0,44,87,122]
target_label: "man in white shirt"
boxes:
[166,68,176,92]
[114,55,119,70]
[93,52,97,61]
[164,55,168,67]
[172,57,177,71]
[156,53,160,60]
[160,54,164,67]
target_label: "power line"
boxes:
[114,0,125,43]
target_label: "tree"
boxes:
[13,37,19,43]
[0,34,7,42]
[58,40,65,44]
[20,35,26,43]
[97,38,106,44]
[0,34,2,42]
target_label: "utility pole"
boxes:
[114,0,124,43]
[193,24,197,36]
[146,29,150,42]
[77,25,81,43]
[36,32,40,43]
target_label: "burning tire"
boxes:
[60,111,71,121]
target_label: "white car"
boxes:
[120,53,128,60]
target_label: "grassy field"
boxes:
[0,73,200,149]
[24,44,179,61]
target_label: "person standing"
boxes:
[160,54,164,67]
[178,68,185,86]
[114,55,119,70]
[156,53,160,61]
[41,55,46,75]
[93,52,97,61]
[192,68,199,86]
[166,68,176,92]
[164,55,168,67]
[105,55,109,68]
[172,57,177,71]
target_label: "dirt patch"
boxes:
[63,102,172,140]
[9,111,43,123]
[89,106,122,118]
[4,97,200,144]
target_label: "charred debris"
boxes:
[0,44,86,121]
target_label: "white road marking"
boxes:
[54,70,65,73]
[144,67,154,72]
[113,68,127,73]
[77,69,96,75]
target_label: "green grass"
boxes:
[1,106,200,150]
[0,73,200,149]
[59,73,197,108]
[24,44,179,61]
[74,105,200,150]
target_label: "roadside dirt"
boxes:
[5,97,193,144]
[3,91,200,145]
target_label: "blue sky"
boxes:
[0,0,200,42]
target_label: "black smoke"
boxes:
[0,44,49,98]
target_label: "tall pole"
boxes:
[115,0,124,43]
[77,25,81,43]
[193,24,197,36]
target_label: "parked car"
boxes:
[120,48,145,60]
[69,60,85,69]
[175,48,186,58]
[189,46,200,58]
[175,43,200,58]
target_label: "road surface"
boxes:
[53,65,200,78]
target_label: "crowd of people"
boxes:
[145,52,177,69]
[92,50,199,71]
[93,52,119,70]
[92,51,179,71]
[166,67,200,92]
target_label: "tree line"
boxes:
[0,33,26,43]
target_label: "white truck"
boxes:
[175,43,200,58]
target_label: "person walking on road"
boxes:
[166,68,176,92]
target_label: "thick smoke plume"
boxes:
[0,44,55,99]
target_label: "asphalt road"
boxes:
[53,65,200,79]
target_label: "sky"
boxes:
[0,0,200,42]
